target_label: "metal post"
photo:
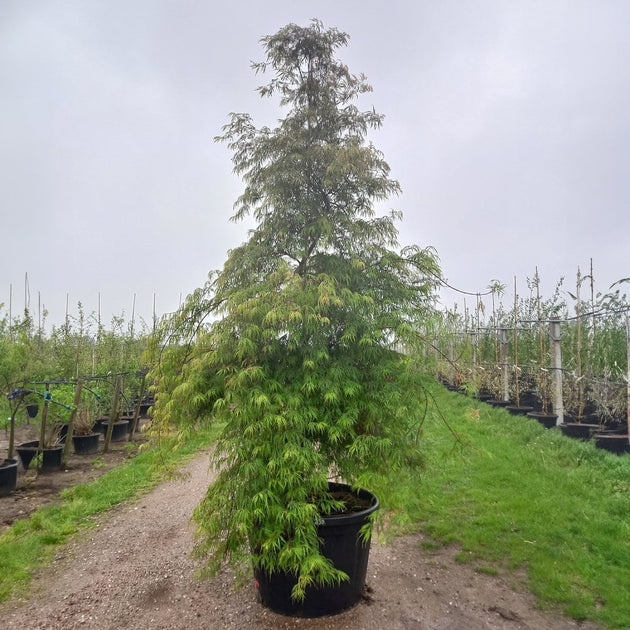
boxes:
[549,318,564,425]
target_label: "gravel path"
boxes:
[1,453,601,629]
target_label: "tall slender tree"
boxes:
[149,20,440,599]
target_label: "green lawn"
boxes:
[379,383,630,629]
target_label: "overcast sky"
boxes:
[1,1,628,330]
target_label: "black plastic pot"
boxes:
[101,420,129,442]
[505,405,534,416]
[120,414,135,433]
[15,440,40,470]
[0,458,18,496]
[15,441,63,471]
[487,400,511,408]
[594,434,629,455]
[25,403,39,419]
[254,483,379,617]
[526,411,558,429]
[72,432,100,455]
[41,445,63,471]
[475,393,494,402]
[559,423,600,440]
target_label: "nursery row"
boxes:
[1,373,154,497]
[430,266,630,427]
[1,305,154,497]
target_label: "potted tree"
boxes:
[1,391,32,494]
[71,404,100,455]
[0,310,38,495]
[149,20,439,617]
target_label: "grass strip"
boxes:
[397,383,630,630]
[0,426,218,603]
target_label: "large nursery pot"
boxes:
[559,422,600,440]
[72,432,101,455]
[15,441,63,471]
[526,411,558,429]
[594,433,629,455]
[505,405,534,416]
[254,482,379,618]
[101,420,130,442]
[488,399,511,408]
[0,458,19,496]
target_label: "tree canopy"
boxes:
[148,20,441,598]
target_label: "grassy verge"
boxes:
[378,382,629,629]
[0,426,218,603]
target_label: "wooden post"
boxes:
[62,379,84,467]
[549,318,564,425]
[448,339,455,387]
[499,327,509,402]
[37,383,50,470]
[103,375,122,453]
[128,372,146,440]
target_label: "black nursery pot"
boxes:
[41,445,64,471]
[101,420,129,442]
[0,458,18,496]
[25,403,39,419]
[72,432,100,455]
[488,399,511,408]
[505,405,534,416]
[526,411,558,429]
[15,441,63,471]
[254,483,379,618]
[594,434,629,455]
[15,440,40,470]
[560,423,600,440]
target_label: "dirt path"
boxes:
[1,453,600,630]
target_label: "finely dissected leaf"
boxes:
[149,20,439,595]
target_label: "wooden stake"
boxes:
[128,372,146,440]
[37,383,50,471]
[62,380,84,467]
[103,375,122,453]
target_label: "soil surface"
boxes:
[1,422,146,535]
[0,450,602,630]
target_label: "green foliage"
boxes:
[436,268,630,421]
[0,301,149,459]
[149,20,440,599]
